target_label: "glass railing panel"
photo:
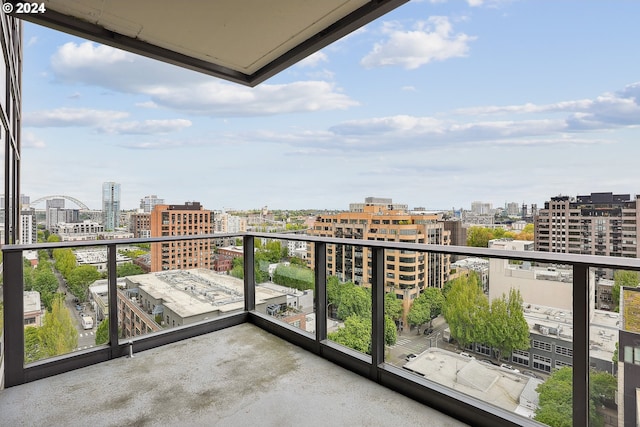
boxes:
[326,244,372,357]
[390,250,579,425]
[603,269,640,427]
[252,237,314,335]
[116,237,241,342]
[24,244,104,363]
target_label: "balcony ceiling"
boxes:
[13,0,408,86]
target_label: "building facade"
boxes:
[129,212,151,238]
[535,192,640,258]
[150,202,214,272]
[140,195,164,213]
[20,209,37,245]
[102,182,121,231]
[307,198,450,327]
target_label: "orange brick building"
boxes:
[150,202,214,272]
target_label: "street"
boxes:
[53,269,97,351]
[386,316,459,367]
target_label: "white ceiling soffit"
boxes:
[10,0,408,86]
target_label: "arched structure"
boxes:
[29,195,90,210]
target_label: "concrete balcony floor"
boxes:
[0,324,468,427]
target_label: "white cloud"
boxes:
[27,36,38,47]
[453,82,640,130]
[99,119,192,135]
[297,52,328,68]
[50,41,357,116]
[360,16,476,69]
[23,108,129,127]
[22,131,46,148]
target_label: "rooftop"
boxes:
[0,323,467,427]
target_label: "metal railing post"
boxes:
[107,243,119,355]
[573,263,589,426]
[3,249,25,386]
[314,242,327,341]
[370,246,385,377]
[243,235,255,312]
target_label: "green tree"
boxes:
[25,326,44,363]
[67,265,101,301]
[421,287,445,324]
[53,248,76,278]
[328,315,371,353]
[95,319,109,345]
[385,292,403,321]
[486,289,530,361]
[466,226,494,247]
[35,295,78,360]
[336,282,371,320]
[384,315,398,346]
[116,263,145,277]
[407,296,431,331]
[442,272,488,348]
[612,270,640,311]
[535,367,612,427]
[272,264,314,290]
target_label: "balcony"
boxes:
[2,232,640,427]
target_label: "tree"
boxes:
[535,367,613,427]
[442,272,488,348]
[95,319,109,345]
[67,265,101,301]
[53,248,76,278]
[328,315,371,354]
[486,289,530,361]
[466,226,494,247]
[421,287,445,324]
[384,292,402,322]
[384,315,398,346]
[272,264,314,290]
[407,296,431,332]
[116,263,145,277]
[336,282,371,320]
[612,270,640,311]
[35,295,78,361]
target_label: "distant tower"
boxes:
[102,182,121,231]
[140,195,164,213]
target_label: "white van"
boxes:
[81,315,94,330]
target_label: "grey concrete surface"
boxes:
[0,324,468,427]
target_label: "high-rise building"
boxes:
[102,182,121,231]
[150,202,214,272]
[20,209,37,245]
[140,195,164,213]
[307,198,450,327]
[535,192,639,258]
[45,198,65,231]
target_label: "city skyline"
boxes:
[18,1,640,211]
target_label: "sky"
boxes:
[17,0,640,212]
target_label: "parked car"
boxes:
[423,328,434,335]
[75,304,82,311]
[522,370,540,379]
[405,354,417,362]
[459,352,475,359]
[500,363,520,373]
[480,358,499,366]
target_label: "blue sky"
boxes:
[19,0,640,211]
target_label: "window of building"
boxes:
[532,340,552,352]
[555,345,573,357]
[512,349,529,366]
[533,354,552,372]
